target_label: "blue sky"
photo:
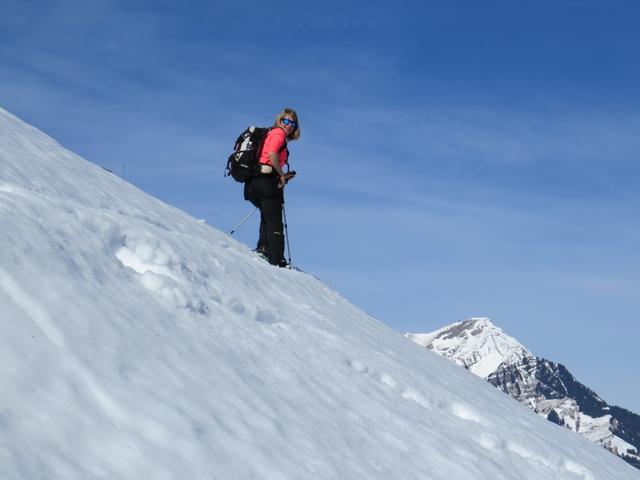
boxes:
[1,1,639,412]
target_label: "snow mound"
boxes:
[1,107,638,479]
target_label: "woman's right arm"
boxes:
[264,129,288,186]
[268,151,286,178]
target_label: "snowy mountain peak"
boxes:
[406,317,529,378]
[408,318,640,470]
[3,107,639,479]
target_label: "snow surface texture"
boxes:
[1,107,638,479]
[407,318,640,468]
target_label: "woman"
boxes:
[244,108,300,267]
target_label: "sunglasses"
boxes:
[281,118,297,128]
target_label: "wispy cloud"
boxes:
[296,105,640,211]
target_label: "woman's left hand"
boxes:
[279,172,296,188]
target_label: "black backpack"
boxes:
[225,126,272,183]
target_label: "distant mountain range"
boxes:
[407,318,640,470]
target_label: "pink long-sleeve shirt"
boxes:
[258,128,288,168]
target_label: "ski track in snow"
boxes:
[346,356,597,479]
[0,266,67,347]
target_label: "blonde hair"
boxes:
[274,108,301,141]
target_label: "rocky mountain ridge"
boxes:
[407,318,640,469]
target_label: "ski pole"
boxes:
[230,207,258,235]
[282,204,292,267]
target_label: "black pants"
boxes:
[244,176,285,265]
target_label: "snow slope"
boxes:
[1,107,638,479]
